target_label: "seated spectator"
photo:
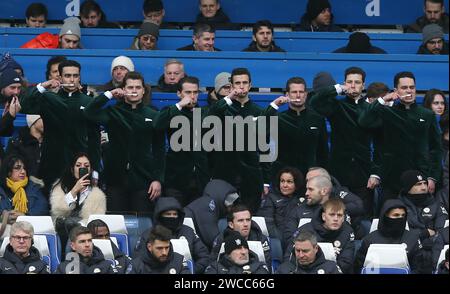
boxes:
[205,231,270,274]
[0,221,50,274]
[0,52,25,78]
[354,200,424,274]
[242,20,286,52]
[80,0,120,28]
[5,115,44,180]
[210,204,271,270]
[296,0,343,32]
[276,230,342,274]
[59,17,82,49]
[405,0,449,33]
[154,59,186,93]
[95,55,134,92]
[129,21,160,50]
[50,153,106,255]
[196,0,235,30]
[25,2,47,28]
[87,219,131,274]
[177,23,221,51]
[257,167,303,242]
[333,32,386,54]
[0,155,49,220]
[424,88,448,117]
[134,197,210,273]
[55,226,116,274]
[417,24,449,54]
[207,72,231,106]
[142,0,179,29]
[129,225,191,274]
[44,56,67,93]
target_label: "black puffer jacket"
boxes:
[204,251,269,274]
[0,244,49,274]
[129,246,191,274]
[276,246,341,274]
[54,246,116,274]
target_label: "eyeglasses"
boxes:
[11,235,32,242]
[12,165,25,171]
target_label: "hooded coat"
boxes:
[55,246,116,274]
[129,245,190,274]
[276,246,341,274]
[204,250,269,274]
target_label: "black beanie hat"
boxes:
[224,231,249,255]
[346,32,372,53]
[143,0,164,12]
[306,0,331,21]
[138,21,160,39]
[313,72,336,92]
[400,170,426,193]
[0,68,23,90]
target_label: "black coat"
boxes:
[416,42,449,55]
[0,244,49,274]
[242,41,286,52]
[276,247,341,274]
[129,247,191,274]
[111,241,131,274]
[195,9,237,30]
[55,246,116,274]
[204,251,270,274]
[432,226,449,267]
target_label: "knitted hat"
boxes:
[346,32,371,53]
[144,0,164,12]
[138,21,160,39]
[26,115,41,128]
[306,0,331,21]
[312,72,336,92]
[214,72,231,93]
[110,56,135,75]
[224,231,249,255]
[422,24,444,44]
[0,68,23,90]
[59,17,81,38]
[400,170,426,193]
[0,53,24,75]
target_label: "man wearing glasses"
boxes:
[417,24,449,55]
[0,221,49,274]
[129,21,160,50]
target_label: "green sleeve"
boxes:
[428,114,443,182]
[358,100,384,128]
[207,98,230,116]
[317,117,329,169]
[309,86,339,117]
[20,87,67,115]
[152,105,182,130]
[151,127,166,184]
[84,94,112,125]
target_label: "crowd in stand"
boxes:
[0,0,448,274]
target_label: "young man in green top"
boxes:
[85,71,165,214]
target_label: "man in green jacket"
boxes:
[309,68,377,219]
[20,60,101,194]
[358,71,442,202]
[84,71,165,214]
[153,76,210,206]
[263,76,328,182]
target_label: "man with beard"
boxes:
[154,59,186,93]
[417,24,449,55]
[204,231,269,274]
[354,200,424,274]
[276,230,342,274]
[405,0,449,33]
[399,170,448,273]
[129,225,191,274]
[242,20,285,52]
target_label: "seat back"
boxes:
[269,237,283,272]
[92,239,115,260]
[87,215,127,234]
[252,217,269,237]
[183,217,196,234]
[318,242,337,262]
[170,238,193,273]
[435,244,449,272]
[369,219,409,233]
[298,218,312,228]
[444,220,449,228]
[362,244,410,274]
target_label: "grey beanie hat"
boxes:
[422,24,444,44]
[214,72,231,93]
[59,17,81,38]
[138,21,160,39]
[313,72,336,92]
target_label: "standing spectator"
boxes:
[59,17,82,49]
[205,231,270,274]
[129,225,191,274]
[417,24,449,54]
[5,115,44,179]
[177,23,221,51]
[405,0,449,33]
[129,21,160,50]
[257,167,304,242]
[0,155,49,218]
[55,226,116,274]
[333,32,387,54]
[25,2,48,28]
[154,59,186,93]
[276,230,342,274]
[0,221,49,274]
[424,88,447,117]
[196,0,234,30]
[358,71,443,201]
[84,72,165,214]
[242,20,286,52]
[354,200,424,274]
[80,0,120,28]
[296,0,343,32]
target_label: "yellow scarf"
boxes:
[6,177,29,214]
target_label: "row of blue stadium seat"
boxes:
[4,48,448,91]
[0,0,446,25]
[3,28,448,54]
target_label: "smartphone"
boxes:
[79,167,89,179]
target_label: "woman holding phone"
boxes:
[50,152,106,254]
